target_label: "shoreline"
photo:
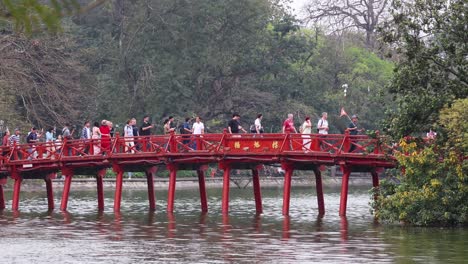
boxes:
[1,176,376,191]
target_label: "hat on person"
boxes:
[351,114,359,119]
[32,126,37,130]
[232,113,240,118]
[14,128,20,131]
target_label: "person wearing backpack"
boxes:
[317,112,329,134]
[180,117,192,147]
[250,114,264,134]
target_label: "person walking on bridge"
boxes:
[228,113,247,134]
[347,114,364,153]
[317,112,329,135]
[300,117,312,150]
[282,114,297,134]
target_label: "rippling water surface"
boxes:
[0,184,466,263]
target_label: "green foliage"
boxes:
[438,99,468,154]
[70,0,393,132]
[0,0,80,33]
[382,0,468,137]
[372,138,468,226]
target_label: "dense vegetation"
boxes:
[372,0,467,226]
[1,0,393,133]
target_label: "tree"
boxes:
[304,0,390,48]
[382,0,468,138]
[0,34,95,128]
[0,0,106,33]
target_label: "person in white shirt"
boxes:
[124,119,135,153]
[192,116,204,135]
[191,116,204,150]
[317,112,329,134]
[254,114,263,133]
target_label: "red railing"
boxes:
[2,131,396,167]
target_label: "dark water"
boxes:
[0,185,466,263]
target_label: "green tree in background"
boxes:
[0,0,105,33]
[382,0,468,138]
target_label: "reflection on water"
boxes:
[0,186,467,263]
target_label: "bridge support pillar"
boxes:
[0,182,5,210]
[313,167,325,216]
[113,165,124,212]
[167,164,177,213]
[45,175,54,210]
[282,163,294,216]
[252,167,263,214]
[220,163,231,214]
[371,170,380,201]
[146,167,157,211]
[339,165,351,216]
[12,172,22,211]
[60,169,74,211]
[96,169,106,211]
[197,168,208,213]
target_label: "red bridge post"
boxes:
[252,167,263,214]
[197,168,208,213]
[60,168,74,211]
[167,164,178,213]
[282,163,294,216]
[113,165,124,212]
[0,180,5,210]
[45,173,55,210]
[11,171,22,211]
[96,169,106,211]
[313,167,325,216]
[220,162,231,214]
[339,165,352,216]
[146,166,157,211]
[371,170,380,202]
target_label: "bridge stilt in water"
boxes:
[167,164,177,213]
[252,168,263,214]
[339,166,351,216]
[146,167,157,211]
[113,166,124,212]
[45,178,54,210]
[0,184,5,210]
[96,169,106,211]
[60,173,73,211]
[221,166,231,214]
[197,169,208,213]
[371,171,380,201]
[313,168,325,216]
[282,164,294,216]
[12,178,22,211]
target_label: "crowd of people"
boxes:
[1,112,364,153]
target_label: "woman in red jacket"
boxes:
[99,120,111,154]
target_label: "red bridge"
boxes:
[0,131,396,216]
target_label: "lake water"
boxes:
[0,185,466,263]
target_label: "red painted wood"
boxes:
[0,184,5,210]
[371,171,380,202]
[146,171,156,211]
[221,167,231,214]
[282,165,294,216]
[314,168,325,216]
[12,178,22,211]
[60,174,73,211]
[197,169,208,213]
[167,165,177,213]
[252,168,263,214]
[113,170,124,212]
[339,166,351,216]
[45,178,54,210]
[96,174,104,211]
